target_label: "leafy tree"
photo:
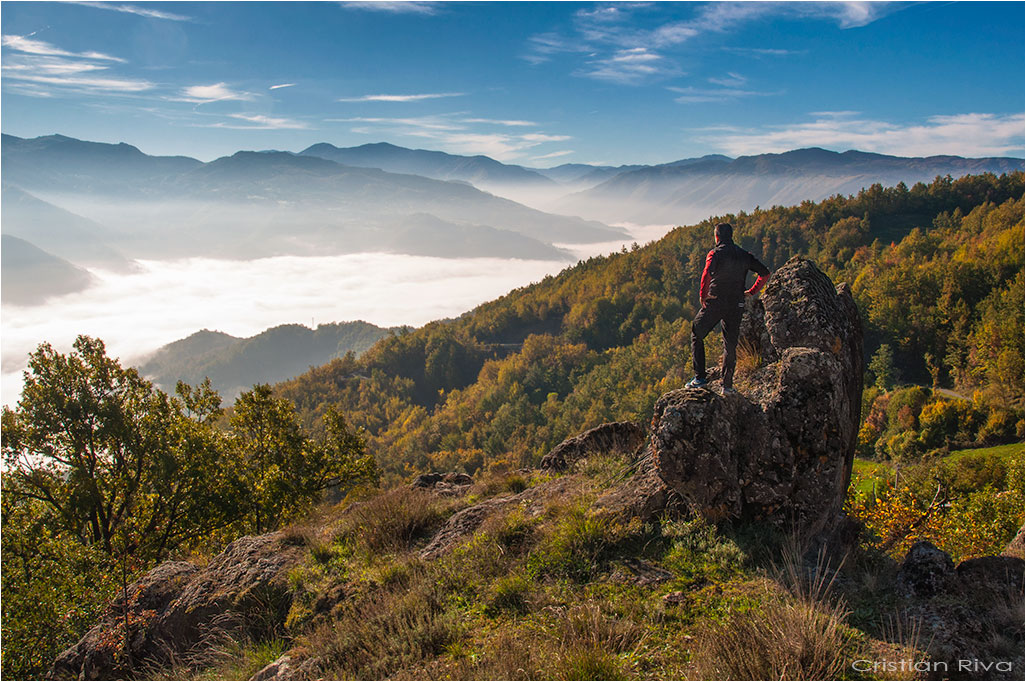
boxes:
[868,343,896,390]
[230,384,376,533]
[1,336,240,563]
[1,487,121,679]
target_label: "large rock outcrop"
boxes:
[49,533,304,680]
[646,256,863,533]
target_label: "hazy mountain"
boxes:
[299,142,556,190]
[1,137,627,260]
[556,147,1025,224]
[1,234,95,305]
[1,133,201,195]
[1,185,133,271]
[381,213,570,260]
[532,162,647,187]
[138,321,393,400]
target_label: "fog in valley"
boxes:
[0,223,672,406]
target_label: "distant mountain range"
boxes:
[1,134,629,304]
[301,141,556,191]
[138,321,394,400]
[2,132,1022,307]
[554,148,1024,224]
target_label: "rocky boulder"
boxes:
[540,421,646,472]
[895,542,1025,680]
[648,257,863,533]
[50,533,304,680]
[410,472,473,496]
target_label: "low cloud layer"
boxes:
[0,252,574,404]
[2,225,670,406]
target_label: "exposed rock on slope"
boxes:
[606,257,862,534]
[896,541,1025,679]
[50,533,304,681]
[540,421,646,472]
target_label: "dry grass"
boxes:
[336,486,455,554]
[302,565,458,680]
[690,541,863,680]
[735,337,764,377]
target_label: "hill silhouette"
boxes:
[139,321,394,400]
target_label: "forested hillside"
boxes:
[278,172,1025,481]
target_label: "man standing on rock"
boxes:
[686,222,769,394]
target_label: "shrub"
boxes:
[661,518,747,583]
[527,508,612,581]
[337,487,452,554]
[485,573,532,616]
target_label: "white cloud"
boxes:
[331,114,574,161]
[669,83,781,103]
[2,55,154,96]
[2,34,125,61]
[721,46,803,57]
[708,72,747,87]
[697,112,1026,158]
[531,150,575,161]
[339,2,439,15]
[270,83,296,90]
[176,83,256,103]
[462,118,537,127]
[525,1,896,82]
[221,114,311,130]
[578,47,680,85]
[68,1,192,22]
[330,115,464,131]
[521,133,572,143]
[337,92,464,102]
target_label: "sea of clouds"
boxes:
[1,224,674,406]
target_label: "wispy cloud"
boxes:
[337,92,464,102]
[330,113,573,161]
[707,72,746,87]
[175,83,256,103]
[462,117,537,127]
[577,47,680,85]
[721,46,805,58]
[2,34,125,62]
[696,112,1026,158]
[270,83,296,90]
[525,1,897,83]
[2,36,154,96]
[67,1,192,22]
[668,78,781,104]
[531,150,575,162]
[200,113,311,130]
[339,2,439,16]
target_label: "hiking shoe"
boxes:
[685,377,708,389]
[721,386,738,396]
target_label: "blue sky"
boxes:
[1,1,1023,165]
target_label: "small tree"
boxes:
[230,384,376,533]
[869,343,896,390]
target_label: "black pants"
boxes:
[691,298,744,388]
